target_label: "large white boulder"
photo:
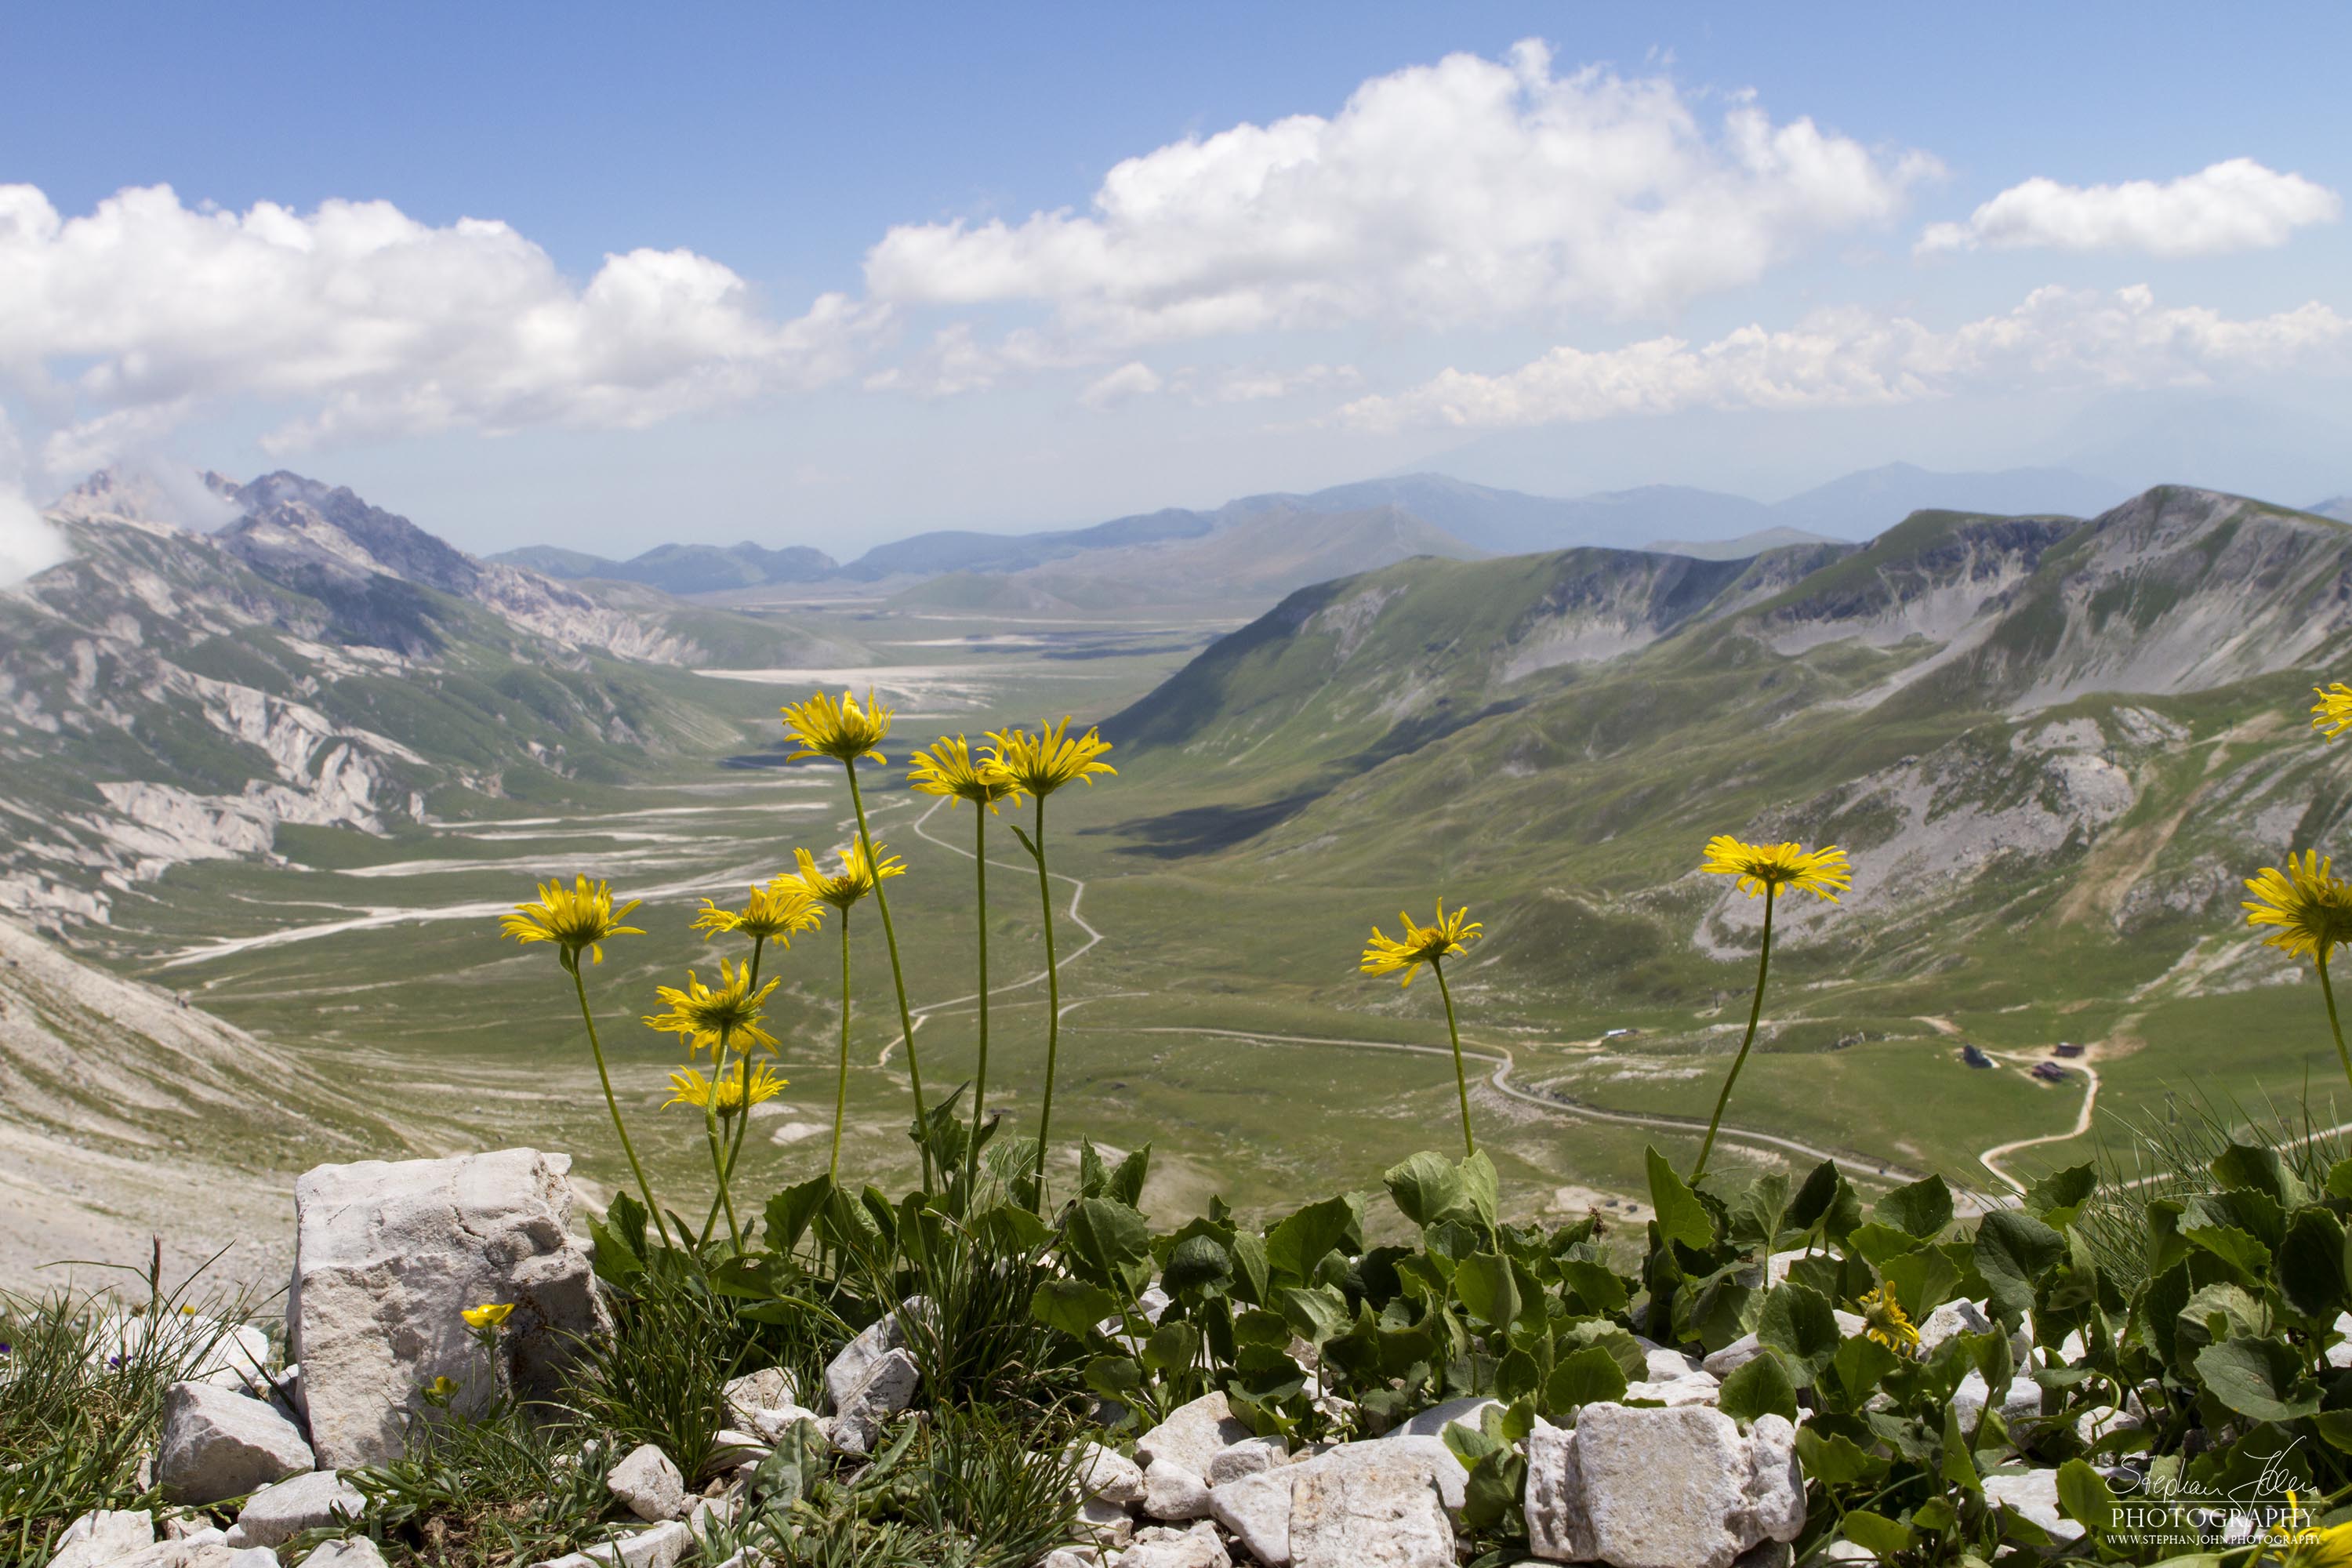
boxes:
[1207,1436,1466,1567]
[226,1470,364,1547]
[46,1509,155,1568]
[297,1543,389,1568]
[606,1443,687,1522]
[103,1542,278,1568]
[1137,1390,1254,1519]
[1524,1403,1804,1568]
[154,1382,314,1504]
[289,1148,607,1468]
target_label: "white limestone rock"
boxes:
[1120,1522,1232,1568]
[577,1520,695,1568]
[1076,1497,1136,1550]
[1916,1297,1997,1353]
[1072,1439,1147,1507]
[1038,1550,1105,1568]
[1626,1370,1723,1406]
[104,1545,277,1568]
[226,1469,364,1547]
[46,1509,154,1568]
[1953,1370,2042,1434]
[296,1543,389,1568]
[607,1444,688,1522]
[1983,1469,2086,1544]
[822,1299,932,1412]
[154,1382,314,1504]
[1703,1335,1765,1379]
[289,1148,607,1468]
[1287,1443,1457,1568]
[1137,1392,1255,1479]
[1207,1436,1466,1567]
[722,1367,799,1425]
[1378,1396,1501,1442]
[1523,1403,1804,1568]
[1143,1461,1214,1521]
[1205,1436,1288,1486]
[825,1346,920,1456]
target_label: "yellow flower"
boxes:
[780,688,893,765]
[1700,836,1853,902]
[1360,901,1483,988]
[423,1374,459,1404]
[907,735,1022,811]
[692,881,822,945]
[2245,851,2352,965]
[665,1061,788,1118]
[499,876,644,966]
[1855,1285,1919,1356]
[460,1302,514,1330]
[984,717,1116,798]
[641,958,781,1057]
[2315,684,2352,742]
[2282,1515,2352,1566]
[787,841,906,911]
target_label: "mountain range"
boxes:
[0,469,853,926]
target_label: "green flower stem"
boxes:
[1029,792,1064,1203]
[1693,883,1775,1184]
[2321,948,2352,1099]
[831,909,853,1183]
[568,958,673,1251]
[702,1028,742,1251]
[704,936,768,1243]
[964,806,993,1198]
[844,761,932,1189]
[1431,957,1474,1158]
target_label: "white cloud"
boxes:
[1078,361,1164,410]
[0,410,67,586]
[1338,285,2352,431]
[1918,158,2339,257]
[0,183,883,467]
[863,41,1935,347]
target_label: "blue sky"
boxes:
[3,2,2349,568]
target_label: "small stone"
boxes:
[154,1382,314,1504]
[1120,1520,1232,1568]
[1952,1370,2042,1435]
[743,1402,822,1443]
[227,1469,365,1547]
[1071,1439,1146,1506]
[1039,1550,1105,1568]
[607,1444,688,1522]
[822,1298,932,1412]
[46,1509,154,1568]
[1983,1469,2085,1544]
[1136,1392,1253,1479]
[1208,1464,1297,1566]
[711,1429,772,1464]
[1379,1396,1500,1441]
[1143,1460,1214,1520]
[298,1543,390,1568]
[1626,1370,1722,1406]
[826,1347,920,1455]
[1702,1335,1765,1379]
[1075,1497,1135,1550]
[107,1545,275,1568]
[723,1366,798,1423]
[1205,1435,1288,1486]
[1632,1337,1705,1380]
[1916,1298,1996,1353]
[579,1519,695,1568]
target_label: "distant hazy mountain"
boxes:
[2314,497,2352,523]
[492,539,839,593]
[1769,463,2124,539]
[2050,392,2352,507]
[1644,525,1846,561]
[839,507,1214,582]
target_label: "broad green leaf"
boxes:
[1229,1229,1271,1304]
[1974,1209,2065,1322]
[1842,1223,1923,1267]
[1278,1283,1351,1346]
[1105,1144,1152,1208]
[1716,1349,1798,1425]
[2172,1282,2265,1380]
[2024,1163,2097,1226]
[2180,1221,2270,1285]
[1556,1320,1648,1381]
[2328,1156,2352,1202]
[1795,1426,1884,1484]
[1384,1151,1468,1229]
[2212,1139,2303,1209]
[1162,1234,1234,1299]
[1459,1448,1524,1531]
[971,1203,1050,1254]
[1878,1247,1962,1319]
[1940,1404,1980,1494]
[1030,1279,1119,1338]
[2278,1206,2348,1320]
[1757,1280,1841,1383]
[1646,1146,1713,1251]
[1265,1195,1357,1285]
[1841,1511,1914,1557]
[1543,1344,1629,1414]
[2194,1336,2322,1422]
[1873,1174,1955,1239]
[1831,1334,1902,1410]
[2056,1457,2117,1534]
[2314,1409,2352,1454]
[1065,1199,1153,1294]
[1459,1149,1501,1231]
[1141,1320,1202,1375]
[1452,1252,1521,1329]
[1082,1355,1143,1400]
[1559,1258,1630,1314]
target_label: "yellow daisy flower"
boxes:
[1360,901,1483,988]
[2245,851,2352,964]
[907,735,1022,811]
[499,876,644,966]
[691,880,822,944]
[460,1302,514,1330]
[985,717,1116,798]
[779,688,893,765]
[1855,1285,1919,1356]
[642,958,781,1057]
[665,1061,788,1119]
[2314,684,2352,742]
[1700,836,1853,902]
[788,841,906,911]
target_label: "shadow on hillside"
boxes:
[1088,791,1323,858]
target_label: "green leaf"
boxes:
[1841,1511,1914,1558]
[1141,1320,1202,1375]
[1559,1258,1630,1314]
[1842,1223,1923,1267]
[2024,1163,2097,1226]
[2194,1336,2322,1422]
[1646,1146,1714,1250]
[1277,1284,1351,1347]
[1065,1198,1154,1294]
[2327,1156,2352,1201]
[1162,1234,1235,1299]
[2212,1139,2303,1209]
[1831,1334,1902,1409]
[1556,1320,1648,1381]
[1082,1355,1143,1401]
[1543,1344,1629,1415]
[1974,1208,2066,1322]
[1459,1448,1525,1532]
[1878,1247,1962,1320]
[1756,1280,1840,1383]
[971,1201,1051,1254]
[1459,1149,1501,1231]
[1453,1252,1523,1329]
[1940,1403,1980,1494]
[1106,1144,1153,1207]
[2056,1457,2117,1534]
[1794,1427,1884,1484]
[2180,1221,2270,1284]
[1031,1279,1119,1338]
[1716,1350,1798,1425]
[2278,1206,2349,1320]
[1229,1229,1271,1305]
[2313,1410,2352,1454]
[1007,823,1042,864]
[1385,1151,1468,1229]
[1873,1174,1955,1239]
[1265,1195,1358,1286]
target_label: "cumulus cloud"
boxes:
[1078,361,1163,410]
[1337,285,2352,431]
[1918,158,2340,257]
[0,183,883,466]
[0,410,67,586]
[863,40,1936,346]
